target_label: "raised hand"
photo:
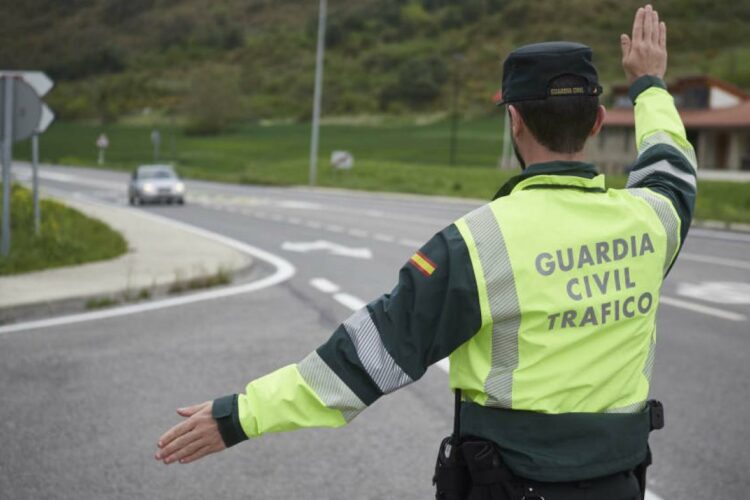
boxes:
[620,4,667,84]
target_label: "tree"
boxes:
[183,65,245,135]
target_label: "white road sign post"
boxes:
[96,133,109,165]
[151,129,161,162]
[0,71,54,254]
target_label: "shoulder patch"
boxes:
[409,251,437,277]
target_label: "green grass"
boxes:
[0,185,128,275]
[15,119,750,223]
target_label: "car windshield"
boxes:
[139,169,175,180]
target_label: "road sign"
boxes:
[36,103,54,133]
[331,150,353,170]
[96,133,109,149]
[0,78,42,142]
[0,71,53,97]
[281,240,371,259]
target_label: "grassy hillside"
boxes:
[5,0,750,124]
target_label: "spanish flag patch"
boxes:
[409,251,437,277]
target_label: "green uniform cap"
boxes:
[499,41,603,105]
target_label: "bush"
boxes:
[183,65,245,135]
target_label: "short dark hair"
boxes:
[512,75,599,154]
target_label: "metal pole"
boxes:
[1,76,14,256]
[32,133,40,235]
[308,0,327,186]
[449,81,459,166]
[449,53,463,167]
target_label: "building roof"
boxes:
[605,99,750,129]
[610,75,750,101]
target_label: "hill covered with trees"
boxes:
[4,0,749,131]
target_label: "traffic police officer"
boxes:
[156,5,696,499]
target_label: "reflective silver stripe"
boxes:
[643,333,656,383]
[463,205,521,408]
[627,159,697,189]
[605,329,656,415]
[628,188,680,274]
[638,130,697,170]
[343,307,413,394]
[298,351,366,422]
[604,400,647,414]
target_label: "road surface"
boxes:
[1,164,749,499]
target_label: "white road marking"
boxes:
[373,233,395,242]
[645,489,664,500]
[325,224,344,233]
[0,202,297,335]
[333,293,367,311]
[282,240,372,259]
[660,296,746,322]
[310,278,341,294]
[680,252,750,271]
[676,282,750,304]
[288,217,302,225]
[398,238,422,248]
[306,221,323,229]
[278,200,321,210]
[348,228,369,238]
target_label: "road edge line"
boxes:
[0,211,296,335]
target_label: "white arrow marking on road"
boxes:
[282,240,372,259]
[676,281,750,305]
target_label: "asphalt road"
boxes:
[2,164,749,499]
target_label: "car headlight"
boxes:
[142,183,156,194]
[174,182,185,194]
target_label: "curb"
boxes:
[0,192,254,325]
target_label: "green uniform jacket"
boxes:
[212,75,697,481]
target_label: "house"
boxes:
[586,76,750,172]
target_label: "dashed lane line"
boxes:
[309,278,341,294]
[333,293,367,311]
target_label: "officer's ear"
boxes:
[589,105,607,138]
[507,105,525,140]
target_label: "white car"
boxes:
[128,164,185,205]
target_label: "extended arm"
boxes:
[156,224,481,463]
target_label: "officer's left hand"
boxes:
[154,401,226,465]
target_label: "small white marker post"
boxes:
[96,133,109,165]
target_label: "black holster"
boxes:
[433,436,470,500]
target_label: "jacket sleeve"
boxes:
[212,224,482,446]
[625,76,698,275]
